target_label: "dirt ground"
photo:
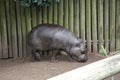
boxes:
[0,53,120,80]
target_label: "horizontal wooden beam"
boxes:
[48,53,120,80]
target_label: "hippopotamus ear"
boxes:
[80,40,85,45]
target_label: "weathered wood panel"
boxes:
[5,0,13,58]
[48,4,53,24]
[86,0,91,53]
[20,7,27,58]
[98,0,104,51]
[10,0,18,58]
[80,0,86,43]
[0,0,8,58]
[64,0,69,29]
[16,0,22,58]
[110,0,116,51]
[69,0,74,32]
[25,7,31,57]
[31,8,37,27]
[43,7,48,23]
[53,1,58,24]
[37,7,42,24]
[58,0,63,26]
[104,0,109,52]
[92,0,98,53]
[74,0,79,36]
[0,0,3,58]
[116,0,120,50]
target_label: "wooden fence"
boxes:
[0,0,120,59]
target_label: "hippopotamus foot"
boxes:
[67,54,75,62]
[50,50,59,62]
[32,50,41,61]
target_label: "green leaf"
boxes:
[99,45,107,56]
[20,0,60,7]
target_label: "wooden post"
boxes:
[104,0,109,52]
[10,0,18,58]
[0,0,9,58]
[25,7,31,57]
[53,1,58,24]
[69,0,74,32]
[43,6,48,23]
[116,0,120,50]
[5,0,13,58]
[31,8,37,27]
[80,0,85,43]
[110,0,116,51]
[98,0,104,51]
[48,54,120,80]
[64,0,69,29]
[37,7,42,24]
[48,3,53,24]
[58,0,63,26]
[74,0,79,36]
[92,0,97,54]
[16,0,22,58]
[21,7,27,58]
[86,0,91,53]
[0,0,3,58]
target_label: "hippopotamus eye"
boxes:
[76,44,80,47]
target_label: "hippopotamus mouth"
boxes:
[71,54,88,62]
[71,55,78,61]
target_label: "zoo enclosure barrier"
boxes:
[0,0,120,59]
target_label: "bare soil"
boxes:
[0,54,120,80]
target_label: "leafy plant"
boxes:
[20,0,60,7]
[99,45,108,57]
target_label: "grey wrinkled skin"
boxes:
[27,24,88,62]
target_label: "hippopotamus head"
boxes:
[69,40,88,62]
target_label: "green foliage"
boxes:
[99,45,107,56]
[20,0,60,7]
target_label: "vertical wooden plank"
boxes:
[64,0,69,28]
[5,0,13,58]
[80,0,86,43]
[31,8,37,27]
[74,0,79,36]
[10,0,18,58]
[16,0,23,58]
[25,8,31,32]
[0,31,1,58]
[91,0,97,53]
[58,0,63,26]
[20,7,27,57]
[53,1,58,24]
[69,0,74,32]
[43,6,48,23]
[110,0,116,51]
[0,0,8,58]
[48,3,53,24]
[98,0,104,51]
[116,0,120,50]
[0,0,3,58]
[37,7,42,24]
[25,7,31,57]
[104,0,109,52]
[0,28,1,58]
[86,0,91,53]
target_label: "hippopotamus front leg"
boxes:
[32,49,41,61]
